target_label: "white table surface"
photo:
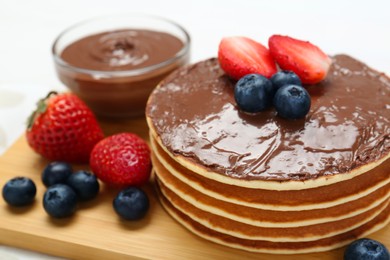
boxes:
[0,0,389,258]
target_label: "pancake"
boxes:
[151,133,390,210]
[151,145,390,228]
[156,177,389,242]
[157,184,390,254]
[145,54,390,253]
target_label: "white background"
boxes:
[0,0,389,258]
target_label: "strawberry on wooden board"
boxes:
[218,36,277,80]
[90,133,151,188]
[268,35,332,84]
[26,92,104,163]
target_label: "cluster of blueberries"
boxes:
[234,71,311,119]
[2,161,149,220]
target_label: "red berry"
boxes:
[90,133,151,188]
[218,36,277,80]
[268,35,332,84]
[26,92,104,163]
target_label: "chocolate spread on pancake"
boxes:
[147,55,390,181]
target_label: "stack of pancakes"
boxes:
[146,55,390,254]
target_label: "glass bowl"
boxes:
[52,14,190,118]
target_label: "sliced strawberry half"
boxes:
[268,35,332,84]
[218,36,277,80]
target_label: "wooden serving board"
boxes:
[0,117,389,259]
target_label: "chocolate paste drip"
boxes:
[147,55,390,181]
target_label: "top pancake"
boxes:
[146,55,390,183]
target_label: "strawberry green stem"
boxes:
[27,91,58,130]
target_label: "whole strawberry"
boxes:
[26,92,104,163]
[90,133,151,188]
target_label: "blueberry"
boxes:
[2,177,36,206]
[66,170,99,201]
[344,238,390,260]
[43,184,77,218]
[270,70,302,91]
[234,74,274,113]
[42,161,72,187]
[113,187,149,220]
[273,84,311,119]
